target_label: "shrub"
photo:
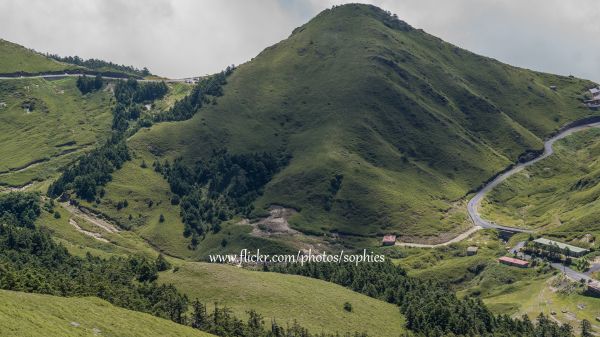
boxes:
[343,302,352,312]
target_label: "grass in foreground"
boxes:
[0,289,214,337]
[36,199,406,337]
[160,262,406,337]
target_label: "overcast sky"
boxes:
[1,0,599,82]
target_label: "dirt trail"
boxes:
[61,202,120,233]
[245,206,299,237]
[69,218,109,243]
[395,226,482,248]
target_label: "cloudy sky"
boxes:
[1,0,599,82]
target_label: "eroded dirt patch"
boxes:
[249,206,299,237]
[61,202,121,233]
[69,218,109,243]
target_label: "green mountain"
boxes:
[130,4,595,241]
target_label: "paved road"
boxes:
[395,119,600,246]
[550,262,591,282]
[467,121,600,233]
[0,72,196,83]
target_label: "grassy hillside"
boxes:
[0,39,79,74]
[34,199,406,337]
[160,262,405,337]
[481,127,600,246]
[129,4,596,242]
[0,290,214,337]
[0,78,113,187]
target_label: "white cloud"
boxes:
[0,0,598,82]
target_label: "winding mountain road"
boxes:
[467,120,600,233]
[398,118,600,248]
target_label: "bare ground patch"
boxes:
[248,206,299,237]
[69,218,109,243]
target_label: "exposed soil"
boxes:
[249,206,299,237]
[61,202,121,233]
[69,218,109,243]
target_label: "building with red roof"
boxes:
[382,235,396,246]
[498,256,529,268]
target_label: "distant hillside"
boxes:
[47,54,151,78]
[0,39,80,74]
[130,4,596,242]
[0,290,214,337]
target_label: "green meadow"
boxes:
[0,289,214,337]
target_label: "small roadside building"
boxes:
[587,281,600,297]
[382,235,396,246]
[467,246,479,256]
[586,87,600,108]
[533,238,589,257]
[498,256,529,268]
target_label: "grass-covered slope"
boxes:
[0,290,214,337]
[0,78,113,187]
[130,4,595,241]
[481,127,600,245]
[160,262,405,337]
[34,198,405,337]
[0,39,79,74]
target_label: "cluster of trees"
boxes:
[523,239,579,265]
[325,174,343,211]
[112,79,168,132]
[47,54,150,77]
[49,79,168,201]
[0,192,40,228]
[76,74,104,94]
[48,134,130,201]
[0,193,187,322]
[189,303,367,337]
[0,192,368,337]
[154,66,234,122]
[155,149,288,244]
[270,261,583,337]
[114,79,168,104]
